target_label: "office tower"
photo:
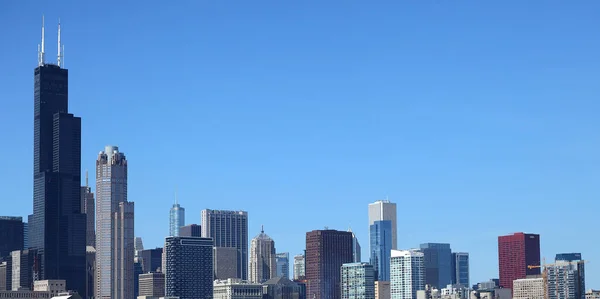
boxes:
[212,247,238,280]
[134,237,144,261]
[264,277,305,299]
[0,217,24,259]
[213,279,264,299]
[341,263,375,299]
[512,277,544,299]
[450,252,469,287]
[29,20,86,297]
[293,254,305,280]
[96,146,134,299]
[23,223,28,250]
[201,209,248,279]
[139,272,165,297]
[179,224,201,237]
[133,261,142,297]
[249,227,277,283]
[165,236,213,299]
[0,261,9,290]
[139,248,163,273]
[369,220,392,281]
[498,233,541,289]
[390,250,424,299]
[86,246,95,299]
[547,253,585,299]
[305,229,353,299]
[169,197,185,237]
[368,200,397,250]
[374,281,390,299]
[81,172,95,247]
[348,229,361,263]
[419,243,452,289]
[276,252,290,279]
[11,249,40,291]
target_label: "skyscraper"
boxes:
[547,253,585,299]
[249,227,277,283]
[0,217,24,259]
[293,254,305,280]
[305,229,353,299]
[201,209,248,280]
[341,263,375,299]
[512,277,545,299]
[349,229,361,263]
[419,243,452,289]
[390,250,424,299]
[369,220,392,281]
[139,248,163,273]
[165,236,213,299]
[276,252,290,279]
[81,172,95,247]
[139,272,165,297]
[96,146,134,299]
[169,196,185,237]
[29,19,86,297]
[451,252,469,287]
[368,200,397,250]
[497,233,541,289]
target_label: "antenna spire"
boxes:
[38,15,45,66]
[174,187,178,205]
[85,169,88,187]
[261,225,264,233]
[57,18,62,68]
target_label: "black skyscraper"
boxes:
[29,22,86,297]
[0,217,24,259]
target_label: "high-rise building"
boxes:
[201,209,248,280]
[23,223,28,251]
[0,261,9,290]
[263,276,305,299]
[374,281,390,299]
[450,252,469,287]
[134,237,144,261]
[368,200,397,250]
[547,254,585,299]
[341,263,375,299]
[85,246,95,299]
[139,248,163,273]
[213,247,238,280]
[305,229,353,299]
[95,146,134,299]
[348,229,361,263]
[293,254,305,280]
[81,172,95,248]
[213,279,263,299]
[276,253,290,279]
[11,249,40,291]
[369,220,392,281]
[165,236,213,299]
[498,233,541,289]
[390,250,424,299]
[29,22,86,296]
[419,243,452,289]
[169,197,185,237]
[139,272,165,297]
[179,224,201,238]
[249,227,277,283]
[0,217,24,259]
[512,276,544,299]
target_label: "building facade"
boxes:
[179,225,200,238]
[450,253,469,288]
[264,277,305,299]
[276,253,290,279]
[0,217,24,259]
[368,200,397,250]
[341,263,375,299]
[249,227,277,283]
[390,250,424,299]
[11,249,40,291]
[80,173,95,248]
[305,229,353,299]
[547,254,586,299]
[374,281,390,299]
[165,237,213,299]
[139,273,165,297]
[512,277,544,299]
[348,230,361,263]
[293,254,305,280]
[213,279,263,299]
[214,247,238,280]
[139,248,163,273]
[497,233,541,289]
[419,243,452,289]
[169,201,185,237]
[95,146,133,299]
[370,220,392,281]
[201,210,248,280]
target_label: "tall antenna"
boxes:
[174,186,178,205]
[38,15,45,66]
[57,19,62,68]
[85,169,88,187]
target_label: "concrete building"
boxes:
[0,262,8,291]
[139,273,165,297]
[33,280,66,297]
[420,243,452,289]
[586,290,600,299]
[179,225,200,238]
[275,253,290,279]
[390,250,424,299]
[512,276,544,299]
[96,146,134,299]
[450,253,469,288]
[169,198,185,237]
[11,249,40,291]
[263,277,305,299]
[80,173,95,248]
[214,247,238,280]
[547,255,586,299]
[341,263,375,299]
[249,227,277,283]
[368,200,397,250]
[165,237,213,299]
[375,281,390,299]
[293,254,305,280]
[213,279,263,299]
[497,232,541,289]
[305,229,353,299]
[0,290,53,299]
[201,210,248,280]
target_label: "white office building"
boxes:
[390,250,424,299]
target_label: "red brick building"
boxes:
[498,232,541,289]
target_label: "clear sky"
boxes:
[1,0,599,285]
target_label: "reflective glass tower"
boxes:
[370,220,392,281]
[419,243,452,289]
[169,198,185,237]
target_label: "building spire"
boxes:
[38,15,45,66]
[57,18,63,68]
[174,186,178,205]
[261,225,264,233]
[85,169,88,187]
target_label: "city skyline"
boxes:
[1,2,600,286]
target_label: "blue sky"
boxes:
[1,1,599,285]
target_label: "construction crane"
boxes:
[526,258,588,299]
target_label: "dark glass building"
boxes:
[451,252,469,287]
[420,243,452,289]
[140,248,163,273]
[179,224,201,237]
[165,237,213,299]
[498,232,540,289]
[134,260,143,297]
[305,229,353,299]
[0,217,24,259]
[30,62,87,296]
[369,220,392,281]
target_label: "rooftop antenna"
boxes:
[38,15,45,66]
[57,18,63,68]
[85,169,88,187]
[261,225,264,233]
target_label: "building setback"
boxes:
[450,252,469,288]
[497,233,541,289]
[165,237,213,299]
[390,250,424,299]
[419,243,452,289]
[201,210,248,280]
[305,229,353,299]
[341,263,375,299]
